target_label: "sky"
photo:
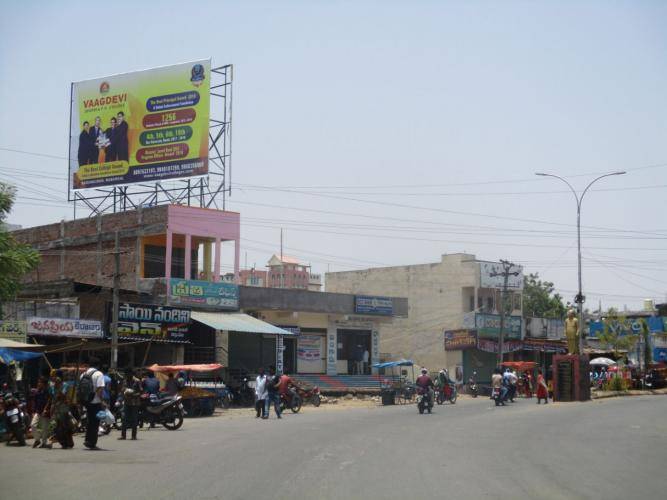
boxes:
[1,0,666,310]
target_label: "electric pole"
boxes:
[111,231,120,370]
[490,260,520,367]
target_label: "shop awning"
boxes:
[191,312,297,336]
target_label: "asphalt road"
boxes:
[2,395,666,500]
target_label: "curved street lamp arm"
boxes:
[580,172,626,204]
[535,172,579,206]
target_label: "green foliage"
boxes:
[599,308,637,357]
[0,183,40,307]
[603,376,627,392]
[522,273,566,319]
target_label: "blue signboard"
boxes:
[169,279,239,310]
[654,347,667,363]
[354,296,393,316]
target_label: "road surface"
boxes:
[2,395,666,500]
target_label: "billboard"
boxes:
[169,279,239,310]
[444,329,477,350]
[113,302,190,342]
[27,317,104,339]
[355,296,394,316]
[480,262,524,289]
[69,60,210,190]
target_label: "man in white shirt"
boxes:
[362,349,370,375]
[81,366,106,449]
[254,368,268,418]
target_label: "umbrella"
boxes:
[590,357,617,366]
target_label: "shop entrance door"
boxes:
[283,338,296,375]
[337,329,372,375]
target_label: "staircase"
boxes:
[293,374,396,395]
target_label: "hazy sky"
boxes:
[1,0,666,309]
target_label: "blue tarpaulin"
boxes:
[0,348,43,364]
[372,359,414,369]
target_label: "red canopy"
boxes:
[501,361,536,371]
[148,363,224,373]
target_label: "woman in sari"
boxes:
[48,377,75,448]
[536,369,549,405]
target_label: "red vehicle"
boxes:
[435,382,457,405]
[295,385,321,407]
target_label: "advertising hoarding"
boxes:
[27,318,104,339]
[354,296,393,316]
[69,60,210,190]
[480,262,524,289]
[169,279,239,310]
[114,303,190,342]
[0,321,27,342]
[463,312,523,339]
[444,329,477,350]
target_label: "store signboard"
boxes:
[354,296,393,316]
[27,317,104,339]
[169,279,239,310]
[0,320,27,342]
[463,312,522,339]
[69,60,211,190]
[297,335,322,361]
[479,262,524,289]
[477,339,523,354]
[113,302,190,342]
[444,329,477,350]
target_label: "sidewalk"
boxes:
[591,387,667,400]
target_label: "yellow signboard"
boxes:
[69,60,210,189]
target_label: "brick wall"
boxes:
[14,206,168,291]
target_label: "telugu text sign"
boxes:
[69,60,210,190]
[444,329,477,350]
[113,303,191,342]
[0,321,27,342]
[354,296,393,316]
[169,279,239,310]
[27,318,104,339]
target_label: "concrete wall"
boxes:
[325,253,479,374]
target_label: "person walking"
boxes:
[119,371,141,440]
[31,376,51,448]
[49,376,75,449]
[536,369,549,404]
[79,366,105,449]
[263,367,282,419]
[254,368,268,418]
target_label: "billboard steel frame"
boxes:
[70,64,232,217]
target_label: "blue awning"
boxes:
[0,348,43,364]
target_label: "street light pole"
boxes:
[535,171,626,353]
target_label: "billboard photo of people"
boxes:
[69,60,211,190]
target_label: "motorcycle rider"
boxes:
[503,368,518,403]
[492,368,506,406]
[416,368,434,407]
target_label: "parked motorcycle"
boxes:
[138,394,185,430]
[436,382,458,405]
[467,372,478,398]
[417,389,433,414]
[279,387,303,413]
[296,385,321,407]
[2,393,27,446]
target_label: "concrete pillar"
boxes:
[213,238,221,282]
[276,335,284,374]
[474,287,479,311]
[184,234,192,280]
[371,329,380,375]
[234,238,240,284]
[165,230,173,281]
[203,240,212,281]
[174,345,185,365]
[215,330,229,366]
[326,319,338,375]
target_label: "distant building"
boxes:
[235,255,322,291]
[238,268,268,287]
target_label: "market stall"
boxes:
[373,359,415,405]
[147,363,224,417]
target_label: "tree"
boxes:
[522,273,567,319]
[599,308,637,358]
[0,183,40,315]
